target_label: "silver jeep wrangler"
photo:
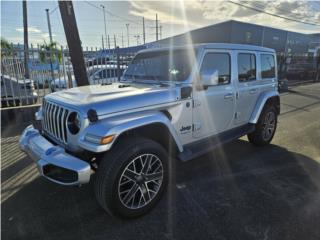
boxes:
[19,43,280,218]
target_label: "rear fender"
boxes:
[249,91,280,124]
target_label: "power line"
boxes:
[83,1,100,10]
[228,0,320,27]
[50,5,59,15]
[83,1,141,25]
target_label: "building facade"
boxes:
[148,20,320,81]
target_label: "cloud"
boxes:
[128,0,320,34]
[129,1,202,27]
[15,26,41,33]
[11,27,57,44]
[41,33,56,39]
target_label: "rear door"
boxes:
[259,53,278,93]
[234,51,260,126]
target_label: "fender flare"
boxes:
[249,91,279,124]
[78,110,183,153]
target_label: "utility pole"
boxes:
[45,9,53,43]
[100,4,108,50]
[114,34,117,48]
[45,8,55,86]
[142,17,146,45]
[121,33,124,48]
[107,35,110,49]
[102,35,104,49]
[59,1,89,86]
[126,23,130,47]
[159,25,162,40]
[22,0,30,79]
[156,13,158,41]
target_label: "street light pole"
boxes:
[134,35,140,46]
[45,9,53,43]
[22,0,30,79]
[126,23,130,47]
[100,4,107,49]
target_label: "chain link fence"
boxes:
[1,44,137,108]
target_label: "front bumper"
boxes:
[19,125,91,185]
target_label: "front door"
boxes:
[192,50,235,139]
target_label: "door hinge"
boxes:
[192,99,201,108]
[192,123,201,132]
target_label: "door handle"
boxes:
[224,93,233,99]
[249,88,258,94]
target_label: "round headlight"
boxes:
[67,112,81,134]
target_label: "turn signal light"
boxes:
[100,135,115,145]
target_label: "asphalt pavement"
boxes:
[1,83,320,240]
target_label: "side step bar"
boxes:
[178,124,255,162]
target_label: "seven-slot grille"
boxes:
[42,99,69,144]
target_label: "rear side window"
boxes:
[261,54,276,78]
[238,53,256,82]
[200,53,231,85]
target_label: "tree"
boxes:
[39,41,62,63]
[1,38,13,57]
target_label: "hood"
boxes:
[46,82,182,116]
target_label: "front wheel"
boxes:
[94,137,168,218]
[248,105,278,146]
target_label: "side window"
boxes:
[238,53,256,82]
[261,54,276,79]
[200,53,231,85]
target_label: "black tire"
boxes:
[248,104,278,146]
[94,137,168,218]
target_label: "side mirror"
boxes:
[200,70,219,87]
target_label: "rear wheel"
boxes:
[248,105,277,146]
[94,137,168,218]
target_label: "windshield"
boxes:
[124,49,196,82]
[87,68,102,77]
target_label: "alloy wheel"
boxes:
[262,111,276,141]
[118,153,163,209]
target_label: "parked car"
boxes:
[1,74,38,107]
[50,64,126,91]
[86,57,109,67]
[50,77,76,91]
[20,43,280,218]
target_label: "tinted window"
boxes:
[261,54,276,78]
[200,53,231,85]
[238,53,256,82]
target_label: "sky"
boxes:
[1,0,320,48]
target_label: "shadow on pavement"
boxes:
[1,140,320,240]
